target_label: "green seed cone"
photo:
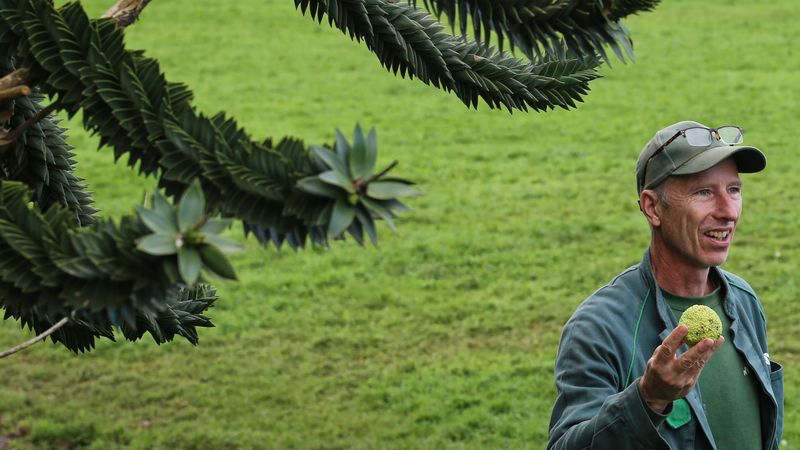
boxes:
[679,305,723,346]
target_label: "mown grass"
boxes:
[1,0,799,448]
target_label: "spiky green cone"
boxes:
[679,305,722,346]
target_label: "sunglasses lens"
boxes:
[684,128,712,146]
[717,126,743,145]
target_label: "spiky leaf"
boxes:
[329,198,357,237]
[178,181,205,231]
[297,176,343,199]
[137,207,178,234]
[319,170,355,194]
[199,219,232,235]
[178,247,201,285]
[137,233,178,256]
[199,244,237,280]
[349,124,371,179]
[367,181,422,199]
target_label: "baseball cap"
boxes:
[636,120,766,194]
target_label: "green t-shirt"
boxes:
[664,287,762,450]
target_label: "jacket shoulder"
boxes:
[566,263,650,334]
[581,264,649,310]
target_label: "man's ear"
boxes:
[640,190,662,227]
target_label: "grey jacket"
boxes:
[548,250,783,450]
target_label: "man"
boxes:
[547,121,784,449]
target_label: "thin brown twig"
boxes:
[0,316,70,359]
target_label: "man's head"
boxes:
[637,121,766,269]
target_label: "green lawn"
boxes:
[1,0,799,448]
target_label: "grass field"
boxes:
[1,0,799,448]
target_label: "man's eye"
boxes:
[729,186,742,195]
[697,189,712,196]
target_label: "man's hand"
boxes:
[638,324,724,413]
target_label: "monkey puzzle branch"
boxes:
[0,316,70,359]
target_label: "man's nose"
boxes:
[714,192,740,221]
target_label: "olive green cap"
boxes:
[636,120,766,195]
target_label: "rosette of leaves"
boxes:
[297,125,421,245]
[136,180,242,285]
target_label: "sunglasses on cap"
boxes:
[642,125,744,185]
[656,125,743,153]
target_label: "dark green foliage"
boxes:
[0,0,412,251]
[1,59,97,226]
[295,0,603,112]
[415,0,660,62]
[298,125,421,244]
[136,181,242,285]
[0,179,227,352]
[0,0,657,353]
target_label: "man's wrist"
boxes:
[637,379,669,414]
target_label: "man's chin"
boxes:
[704,252,730,268]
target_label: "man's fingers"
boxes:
[677,336,725,373]
[685,336,723,360]
[712,336,725,352]
[679,356,696,370]
[655,325,688,361]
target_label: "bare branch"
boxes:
[103,0,153,27]
[0,68,32,92]
[0,85,32,102]
[0,317,70,359]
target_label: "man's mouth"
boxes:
[704,230,730,241]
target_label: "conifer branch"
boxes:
[296,0,602,112]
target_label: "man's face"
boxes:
[655,158,742,269]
